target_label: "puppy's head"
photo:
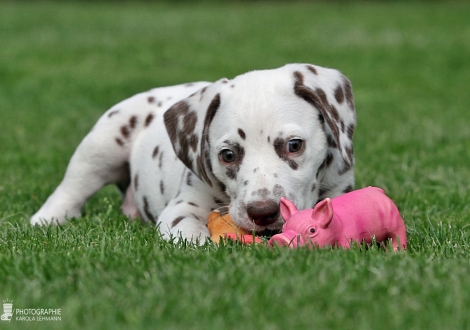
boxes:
[164,64,356,232]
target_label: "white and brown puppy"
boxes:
[31,63,356,242]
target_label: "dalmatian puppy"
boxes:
[31,63,356,243]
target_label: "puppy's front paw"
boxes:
[30,213,62,226]
[161,216,210,244]
[30,207,79,226]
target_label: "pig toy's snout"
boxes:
[268,230,304,248]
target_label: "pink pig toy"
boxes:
[268,187,407,250]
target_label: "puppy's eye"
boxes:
[286,139,304,153]
[219,149,237,164]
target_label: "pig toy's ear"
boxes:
[280,197,298,221]
[312,198,334,229]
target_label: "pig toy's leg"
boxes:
[391,226,407,251]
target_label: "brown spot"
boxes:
[197,93,221,186]
[134,174,139,191]
[342,76,355,111]
[329,104,340,123]
[257,188,269,198]
[222,140,245,180]
[183,111,197,134]
[343,185,354,194]
[121,126,130,138]
[273,137,285,158]
[226,167,237,180]
[311,182,317,192]
[306,65,318,75]
[205,93,221,128]
[345,145,354,166]
[316,152,334,178]
[218,182,227,194]
[164,101,190,146]
[115,138,124,146]
[145,113,154,127]
[159,152,164,168]
[160,181,165,195]
[178,149,194,172]
[347,123,355,140]
[108,110,119,118]
[339,161,353,175]
[178,131,197,169]
[143,196,156,224]
[171,216,185,228]
[244,180,249,186]
[214,197,225,205]
[186,171,193,186]
[157,101,162,107]
[273,184,285,197]
[327,134,337,149]
[189,90,198,99]
[188,202,198,207]
[315,88,327,105]
[238,128,246,140]
[152,146,159,158]
[273,137,299,170]
[288,160,299,170]
[189,134,198,152]
[334,85,345,104]
[164,101,200,174]
[129,116,137,129]
[325,152,334,167]
[293,71,341,154]
[148,96,155,103]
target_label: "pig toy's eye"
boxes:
[309,227,316,234]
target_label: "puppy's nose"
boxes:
[247,200,279,226]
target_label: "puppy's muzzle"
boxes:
[247,200,279,226]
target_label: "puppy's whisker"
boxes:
[214,205,230,215]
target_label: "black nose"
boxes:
[247,200,279,226]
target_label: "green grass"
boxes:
[1,1,470,329]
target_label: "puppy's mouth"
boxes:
[254,227,282,238]
[220,206,282,238]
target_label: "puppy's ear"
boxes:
[290,64,356,173]
[164,79,228,187]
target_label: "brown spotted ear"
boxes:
[291,64,356,173]
[164,79,228,187]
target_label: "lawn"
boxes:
[1,1,470,329]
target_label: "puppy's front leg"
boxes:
[157,172,229,244]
